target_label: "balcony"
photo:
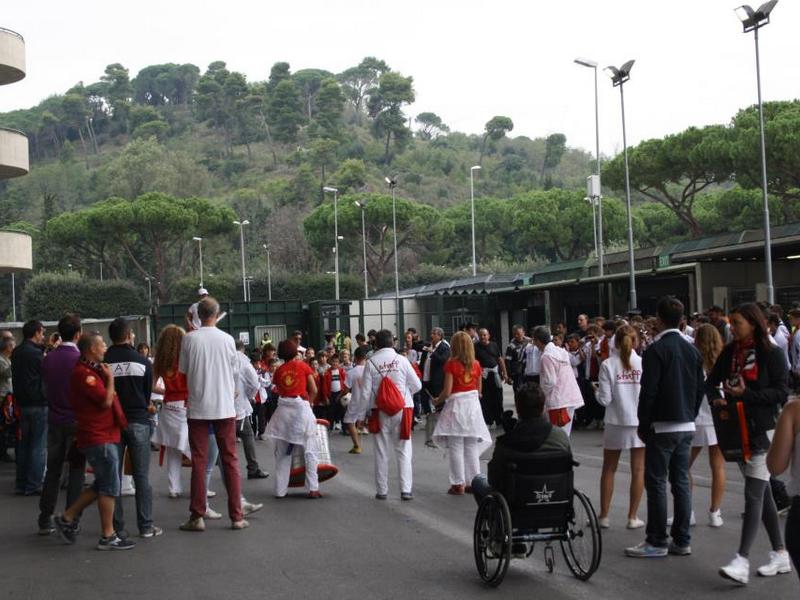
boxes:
[0,127,29,179]
[0,27,25,85]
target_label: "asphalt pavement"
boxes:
[1,393,797,600]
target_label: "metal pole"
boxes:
[333,191,340,301]
[754,27,774,304]
[470,169,477,276]
[266,248,272,301]
[391,185,400,302]
[620,82,637,312]
[361,205,369,299]
[590,198,598,261]
[99,263,104,281]
[198,239,204,288]
[239,223,247,302]
[594,65,604,278]
[146,277,152,307]
[11,273,16,322]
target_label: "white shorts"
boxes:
[603,424,644,451]
[739,451,770,482]
[691,424,718,448]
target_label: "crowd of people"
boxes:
[1,292,799,589]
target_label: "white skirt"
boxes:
[691,424,718,448]
[343,393,367,425]
[151,401,190,456]
[266,396,321,453]
[433,390,493,455]
[603,424,644,451]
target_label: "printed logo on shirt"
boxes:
[281,373,295,388]
[109,362,147,377]
[85,375,97,387]
[616,369,641,383]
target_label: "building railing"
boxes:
[0,27,24,41]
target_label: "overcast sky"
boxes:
[2,0,798,157]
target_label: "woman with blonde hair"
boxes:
[432,331,492,495]
[151,325,190,498]
[689,323,727,527]
[596,325,645,529]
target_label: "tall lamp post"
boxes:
[735,0,778,304]
[604,60,638,312]
[233,220,250,302]
[574,57,604,278]
[262,244,272,301]
[323,186,340,301]
[354,200,369,299]
[192,236,204,288]
[469,165,481,276]
[384,177,400,302]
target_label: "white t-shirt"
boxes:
[346,364,366,407]
[362,348,422,410]
[330,368,342,393]
[188,302,201,330]
[523,343,541,376]
[179,326,239,420]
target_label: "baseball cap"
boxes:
[198,288,209,296]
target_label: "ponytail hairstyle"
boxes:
[614,325,638,372]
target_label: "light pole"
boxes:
[145,276,153,309]
[10,273,16,322]
[99,262,104,282]
[262,244,272,301]
[575,57,604,277]
[735,0,778,304]
[469,165,481,276]
[233,220,250,302]
[605,60,638,312]
[323,186,340,301]
[385,177,401,302]
[192,236,204,288]
[355,200,369,299]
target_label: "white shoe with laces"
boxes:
[719,554,750,585]
[627,518,645,530]
[204,507,223,520]
[708,509,723,528]
[757,550,792,577]
[598,517,610,529]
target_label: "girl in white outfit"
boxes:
[596,325,645,530]
[433,331,492,495]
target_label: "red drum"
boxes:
[288,419,338,487]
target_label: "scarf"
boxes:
[731,339,758,383]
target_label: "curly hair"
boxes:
[153,324,186,379]
[694,323,723,372]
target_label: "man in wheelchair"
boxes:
[471,382,571,555]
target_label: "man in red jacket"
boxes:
[53,332,135,551]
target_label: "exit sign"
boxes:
[658,255,670,268]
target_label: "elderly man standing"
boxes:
[178,297,246,532]
[362,329,422,501]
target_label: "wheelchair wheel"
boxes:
[560,490,602,581]
[473,492,512,586]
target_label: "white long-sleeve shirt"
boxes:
[597,351,642,426]
[362,348,422,411]
[234,352,259,419]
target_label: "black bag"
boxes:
[711,401,751,463]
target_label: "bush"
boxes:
[22,272,148,321]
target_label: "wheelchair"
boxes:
[473,450,602,586]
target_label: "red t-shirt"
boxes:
[274,359,315,398]
[445,359,482,393]
[69,361,126,448]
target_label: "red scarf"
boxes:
[731,339,758,383]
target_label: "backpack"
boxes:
[369,359,405,417]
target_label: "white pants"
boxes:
[373,411,413,495]
[559,408,575,437]
[446,436,481,486]
[273,439,319,496]
[165,447,184,495]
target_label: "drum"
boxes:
[288,419,338,487]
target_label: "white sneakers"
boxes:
[598,517,610,529]
[708,509,723,528]
[720,551,792,585]
[756,550,792,577]
[627,518,645,530]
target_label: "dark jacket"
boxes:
[488,417,570,490]
[10,339,46,407]
[419,339,450,396]
[638,330,705,433]
[705,342,787,452]
[104,344,152,425]
[42,343,81,426]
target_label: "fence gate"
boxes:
[254,324,287,347]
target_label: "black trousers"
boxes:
[786,497,800,583]
[480,378,504,426]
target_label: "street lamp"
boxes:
[354,200,369,299]
[735,0,778,303]
[574,57,604,278]
[145,276,153,309]
[469,165,481,276]
[192,236,204,288]
[262,244,272,302]
[233,220,250,302]
[323,186,340,301]
[604,59,638,312]
[385,177,401,302]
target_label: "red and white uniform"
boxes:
[151,370,190,496]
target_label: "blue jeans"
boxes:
[644,431,694,548]
[114,421,154,534]
[15,406,48,494]
[471,474,492,505]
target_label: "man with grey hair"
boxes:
[179,297,246,532]
[419,327,450,448]
[533,325,584,436]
